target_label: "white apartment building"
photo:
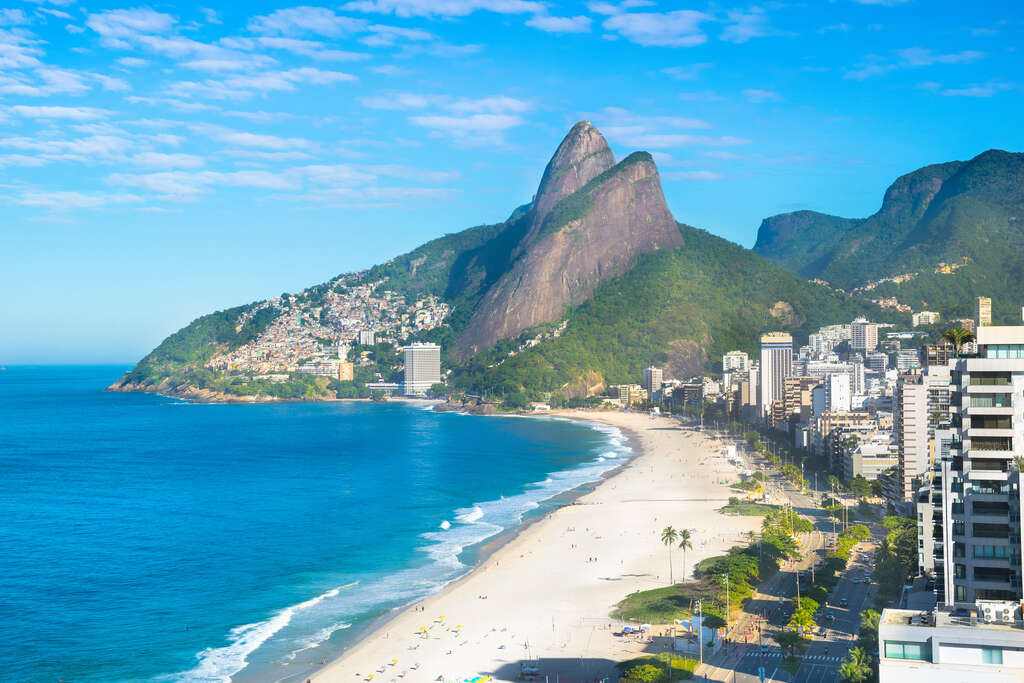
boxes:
[879,608,1024,682]
[913,311,942,327]
[826,372,852,412]
[852,317,880,352]
[917,324,1024,608]
[402,342,441,396]
[722,350,749,372]
[759,333,793,418]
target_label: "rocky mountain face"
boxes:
[454,122,683,358]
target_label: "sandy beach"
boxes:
[310,411,761,683]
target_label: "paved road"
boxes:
[695,433,878,682]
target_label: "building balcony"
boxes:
[967,450,1016,460]
[965,358,1024,372]
[965,406,1014,416]
[966,384,1015,393]
[968,469,1010,481]
[967,427,1016,438]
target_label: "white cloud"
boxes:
[742,88,783,103]
[22,0,77,6]
[126,96,220,113]
[593,106,710,131]
[666,170,725,181]
[14,191,144,210]
[525,15,592,33]
[0,68,90,96]
[86,8,176,48]
[192,124,317,150]
[108,169,299,198]
[605,132,749,149]
[361,92,432,109]
[129,152,206,169]
[360,24,435,46]
[341,0,545,17]
[0,9,30,26]
[895,47,985,66]
[201,8,221,25]
[7,105,110,120]
[0,134,134,161]
[248,7,367,36]
[410,113,524,144]
[662,63,712,80]
[370,64,408,75]
[847,48,987,80]
[932,81,1014,98]
[602,10,710,47]
[720,8,779,44]
[0,28,44,69]
[116,56,149,68]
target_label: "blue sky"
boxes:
[2,0,1021,363]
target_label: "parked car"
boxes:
[840,597,849,608]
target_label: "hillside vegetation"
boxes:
[754,149,1024,321]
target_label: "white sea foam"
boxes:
[168,588,341,683]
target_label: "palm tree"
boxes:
[678,529,693,582]
[661,526,679,584]
[942,326,975,358]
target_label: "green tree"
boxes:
[942,326,975,357]
[622,664,662,683]
[678,529,693,582]
[838,647,872,682]
[661,526,679,584]
[773,630,806,656]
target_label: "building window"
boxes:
[885,641,930,661]
[955,564,966,579]
[982,647,1004,664]
[985,344,1024,359]
[955,585,966,601]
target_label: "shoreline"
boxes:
[299,410,760,683]
[290,414,646,679]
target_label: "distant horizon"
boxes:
[3,0,1020,363]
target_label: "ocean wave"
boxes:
[167,588,341,683]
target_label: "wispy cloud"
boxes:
[525,15,592,34]
[919,80,1014,98]
[661,63,712,80]
[846,47,987,80]
[742,88,783,103]
[602,10,711,47]
[341,0,546,17]
[665,170,725,181]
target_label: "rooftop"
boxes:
[883,607,1024,633]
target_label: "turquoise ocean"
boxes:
[0,366,631,682]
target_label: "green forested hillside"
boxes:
[753,150,1024,320]
[450,223,902,398]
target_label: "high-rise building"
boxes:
[339,361,354,381]
[825,373,852,412]
[917,324,1024,608]
[402,342,441,396]
[642,366,664,401]
[912,311,941,327]
[722,350,749,372]
[851,317,879,352]
[974,296,992,329]
[358,330,376,346]
[866,351,889,374]
[759,333,793,417]
[896,349,921,372]
[895,368,951,502]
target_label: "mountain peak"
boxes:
[530,121,616,227]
